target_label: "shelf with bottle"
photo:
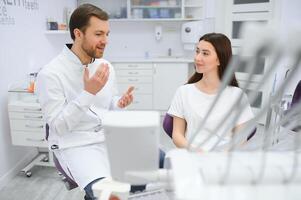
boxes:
[8,73,38,95]
[129,0,203,20]
[130,6,182,19]
[131,0,181,6]
[77,0,203,21]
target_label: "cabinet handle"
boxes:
[128,64,138,68]
[25,125,44,129]
[26,138,45,142]
[24,115,43,119]
[133,100,140,104]
[23,108,42,111]
[128,71,139,75]
[128,78,139,82]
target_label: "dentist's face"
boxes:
[194,40,220,74]
[81,16,109,59]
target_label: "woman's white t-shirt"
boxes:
[168,84,254,151]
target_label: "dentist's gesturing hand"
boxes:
[83,63,109,95]
[118,86,134,108]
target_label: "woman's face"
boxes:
[194,40,220,75]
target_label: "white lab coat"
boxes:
[36,44,120,189]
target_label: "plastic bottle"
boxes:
[27,73,36,93]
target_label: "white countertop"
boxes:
[109,57,194,63]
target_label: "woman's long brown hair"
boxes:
[187,33,239,87]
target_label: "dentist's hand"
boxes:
[83,63,109,95]
[117,86,134,108]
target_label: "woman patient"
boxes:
[168,33,254,152]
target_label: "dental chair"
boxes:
[291,81,301,106]
[45,124,78,190]
[291,80,301,132]
[162,113,173,139]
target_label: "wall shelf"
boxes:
[131,5,181,8]
[78,0,203,21]
[110,18,197,22]
[44,30,69,35]
[184,5,203,7]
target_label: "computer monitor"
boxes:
[103,111,160,184]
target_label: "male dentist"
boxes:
[36,4,133,200]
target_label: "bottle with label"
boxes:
[27,73,37,93]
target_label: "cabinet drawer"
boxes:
[10,119,45,132]
[10,131,47,147]
[116,69,153,77]
[127,94,152,110]
[8,112,44,120]
[117,77,152,84]
[8,103,42,112]
[118,83,152,94]
[114,63,152,69]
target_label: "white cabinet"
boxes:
[223,0,275,124]
[130,1,182,19]
[7,89,53,177]
[232,0,271,13]
[113,61,189,111]
[232,48,267,82]
[224,0,274,47]
[184,0,203,20]
[114,62,154,110]
[78,0,203,21]
[8,90,47,148]
[153,63,188,110]
[238,80,270,119]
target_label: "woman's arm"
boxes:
[232,123,245,133]
[172,116,188,148]
[232,121,252,146]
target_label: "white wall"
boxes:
[0,0,76,188]
[105,21,188,60]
